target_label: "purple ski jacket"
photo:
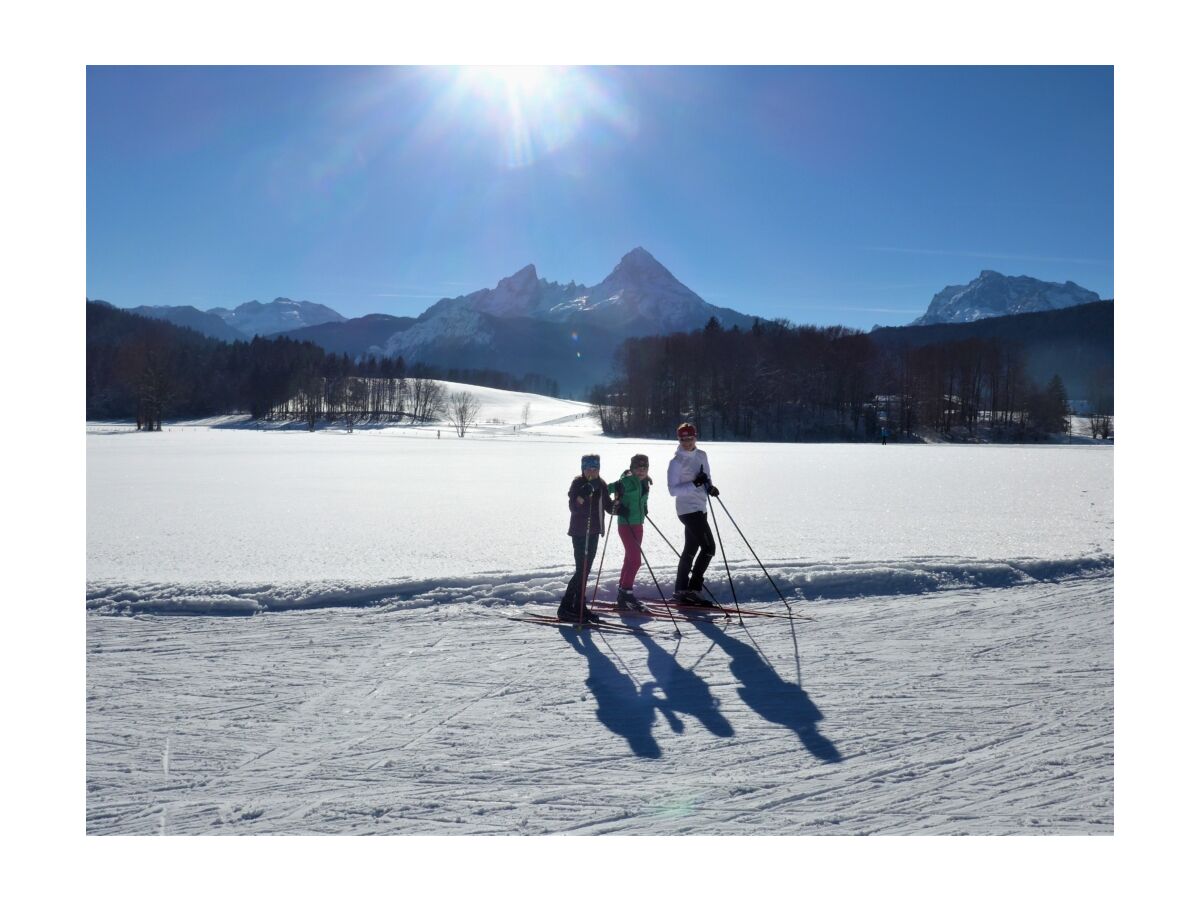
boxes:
[567,475,614,537]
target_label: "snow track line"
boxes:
[393,677,523,755]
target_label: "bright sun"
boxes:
[484,65,553,94]
[439,66,634,169]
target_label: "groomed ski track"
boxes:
[87,569,1112,835]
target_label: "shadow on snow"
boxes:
[561,622,840,764]
[561,628,667,759]
[692,619,842,763]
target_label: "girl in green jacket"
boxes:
[608,453,652,612]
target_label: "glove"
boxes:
[578,481,596,497]
[614,501,630,516]
[692,469,709,487]
[707,484,720,497]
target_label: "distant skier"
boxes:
[607,453,653,612]
[880,425,889,445]
[558,453,614,623]
[666,423,719,607]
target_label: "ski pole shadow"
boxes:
[632,631,733,739]
[561,628,663,759]
[692,620,842,763]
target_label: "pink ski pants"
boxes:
[617,524,643,589]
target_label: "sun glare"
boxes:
[484,65,552,94]
[447,66,635,168]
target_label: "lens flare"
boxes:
[449,66,636,168]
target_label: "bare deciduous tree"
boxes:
[409,377,447,423]
[448,390,482,437]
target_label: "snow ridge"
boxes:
[86,554,1113,617]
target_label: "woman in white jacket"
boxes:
[666,422,720,606]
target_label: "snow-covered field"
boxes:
[85,383,1114,840]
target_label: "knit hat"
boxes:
[676,423,697,439]
[630,454,649,469]
[581,454,600,471]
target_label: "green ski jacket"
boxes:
[607,472,650,526]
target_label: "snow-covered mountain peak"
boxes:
[473,263,556,318]
[595,247,689,297]
[206,297,346,337]
[353,248,756,385]
[912,271,1103,326]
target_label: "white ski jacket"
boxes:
[666,445,711,515]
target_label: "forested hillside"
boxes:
[593,305,1113,442]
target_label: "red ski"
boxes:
[510,612,657,634]
[633,596,814,622]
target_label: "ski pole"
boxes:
[644,513,721,606]
[589,508,615,607]
[713,494,803,685]
[578,487,595,630]
[637,541,681,639]
[712,494,793,615]
[705,490,743,626]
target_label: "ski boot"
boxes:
[673,589,717,609]
[558,600,600,625]
[615,588,648,613]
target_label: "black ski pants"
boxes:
[563,533,601,605]
[676,510,716,592]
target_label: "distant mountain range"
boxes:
[128,298,345,342]
[127,304,247,342]
[911,270,1103,326]
[345,247,757,391]
[133,248,754,392]
[103,254,1110,397]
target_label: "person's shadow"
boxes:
[561,628,663,759]
[692,620,842,763]
[632,631,733,739]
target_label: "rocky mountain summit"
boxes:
[912,271,1103,326]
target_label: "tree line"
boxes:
[88,301,325,428]
[590,318,1112,442]
[87,302,551,430]
[87,302,1112,440]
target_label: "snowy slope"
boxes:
[85,393,1113,835]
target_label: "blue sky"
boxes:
[87,66,1113,330]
